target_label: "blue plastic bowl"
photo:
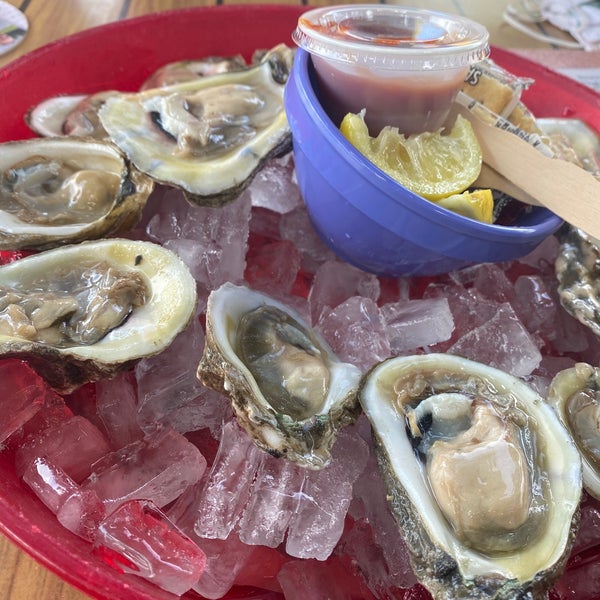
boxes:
[284,48,564,277]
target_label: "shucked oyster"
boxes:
[99,44,293,207]
[25,91,120,139]
[0,137,153,250]
[548,363,600,500]
[197,283,362,469]
[556,226,600,338]
[360,353,581,599]
[139,55,247,90]
[0,239,196,393]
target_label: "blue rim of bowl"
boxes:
[289,48,564,245]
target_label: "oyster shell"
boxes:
[99,44,293,207]
[197,283,362,469]
[26,91,119,139]
[0,137,153,250]
[555,226,600,338]
[548,362,600,500]
[0,238,196,393]
[139,55,247,90]
[360,353,581,599]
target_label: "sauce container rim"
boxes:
[293,4,490,70]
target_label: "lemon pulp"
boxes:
[340,111,483,202]
[434,189,494,223]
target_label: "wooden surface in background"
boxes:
[0,0,574,71]
[0,0,582,598]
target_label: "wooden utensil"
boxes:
[458,104,600,239]
[475,164,542,207]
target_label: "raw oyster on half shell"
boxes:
[99,44,293,207]
[360,353,581,599]
[0,238,197,393]
[26,90,119,139]
[548,362,600,500]
[139,54,247,90]
[197,282,362,469]
[0,137,153,250]
[555,225,600,338]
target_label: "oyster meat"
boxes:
[197,282,362,469]
[360,353,581,599]
[548,362,600,500]
[0,137,153,250]
[99,44,293,207]
[556,225,600,338]
[0,238,197,393]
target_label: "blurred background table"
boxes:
[0,0,591,599]
[0,0,590,71]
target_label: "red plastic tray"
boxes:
[0,5,599,600]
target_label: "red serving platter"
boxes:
[0,5,600,600]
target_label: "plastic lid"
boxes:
[293,5,490,70]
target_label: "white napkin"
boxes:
[504,0,600,50]
[540,0,600,49]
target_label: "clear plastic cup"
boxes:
[292,5,490,135]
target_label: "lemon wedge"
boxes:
[434,189,494,223]
[340,111,483,200]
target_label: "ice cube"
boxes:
[309,260,380,323]
[144,186,189,242]
[135,315,219,435]
[317,296,391,372]
[285,428,370,560]
[244,239,302,296]
[194,420,263,540]
[147,188,252,291]
[381,297,454,354]
[237,454,305,548]
[349,453,417,589]
[96,499,206,596]
[0,359,58,445]
[191,534,256,600]
[95,370,143,449]
[424,283,504,352]
[15,415,112,483]
[57,488,106,541]
[83,428,206,513]
[448,303,542,377]
[245,154,303,214]
[279,207,337,274]
[22,456,105,541]
[22,456,79,514]
[249,207,283,240]
[338,519,412,598]
[511,274,557,342]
